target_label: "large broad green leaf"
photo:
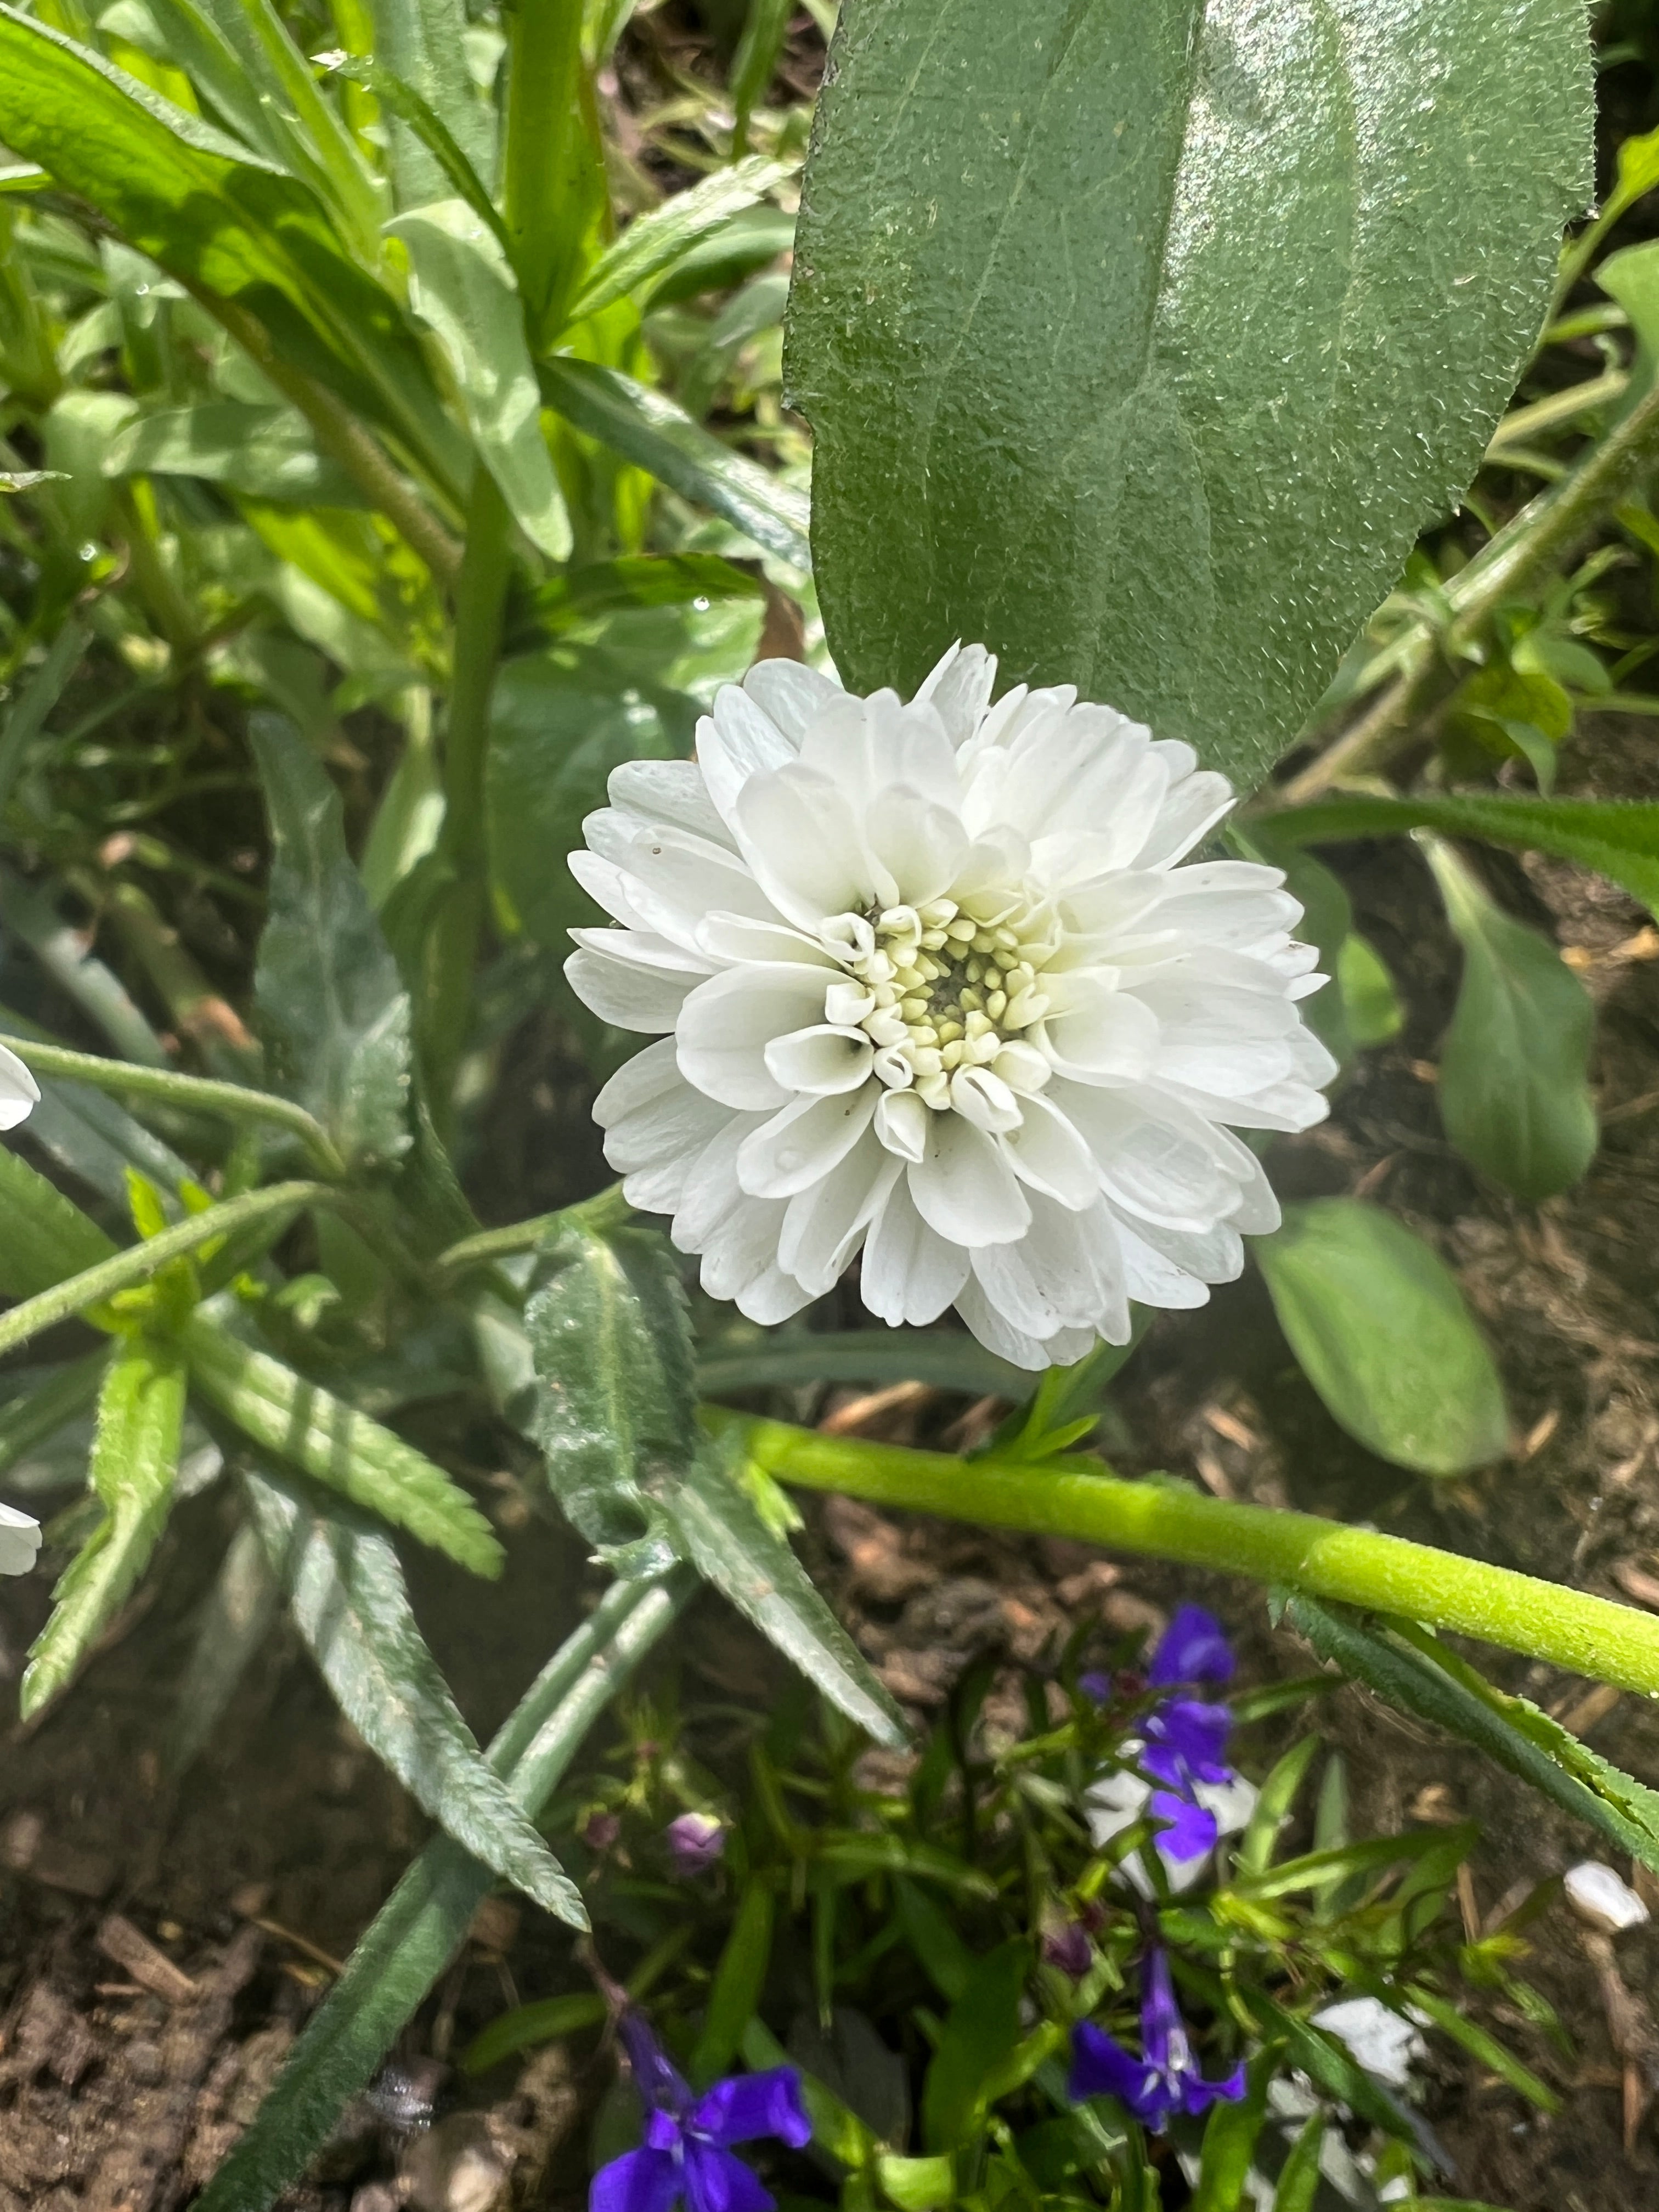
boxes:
[539,356,810,567]
[21,1337,185,1716]
[1425,840,1597,1201]
[104,402,363,505]
[525,1217,695,1560]
[242,1460,584,1922]
[191,1573,690,2212]
[1254,1199,1507,1476]
[386,201,571,560]
[1286,1596,1659,1877]
[251,714,413,1169]
[1262,791,1659,917]
[787,0,1592,786]
[667,1437,906,1746]
[0,7,464,495]
[182,1311,503,1576]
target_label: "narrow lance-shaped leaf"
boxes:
[565,156,794,326]
[242,1460,585,1923]
[182,1311,503,1577]
[0,8,466,496]
[1259,791,1659,921]
[539,356,810,567]
[166,1519,280,1774]
[21,1336,186,1717]
[1285,1594,1659,1878]
[251,713,413,1168]
[526,1217,695,1561]
[787,0,1592,786]
[105,402,364,505]
[370,0,496,212]
[0,1140,116,1299]
[667,1436,906,1747]
[191,1573,692,2212]
[387,202,571,561]
[1254,1199,1508,1477]
[1424,838,1597,1201]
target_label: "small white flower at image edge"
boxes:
[0,1498,41,1576]
[565,643,1336,1367]
[1564,1859,1650,1934]
[1311,1995,1428,2091]
[0,1039,38,1133]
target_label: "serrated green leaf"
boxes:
[526,1218,695,1557]
[183,1311,502,1576]
[242,1460,584,1922]
[105,402,362,504]
[21,1336,184,1716]
[1425,840,1597,1201]
[566,156,793,327]
[667,1437,907,1746]
[251,713,413,1169]
[193,1573,690,2212]
[1285,1595,1659,1877]
[539,357,810,566]
[787,0,1591,786]
[386,201,570,560]
[0,8,464,493]
[1255,1199,1508,1476]
[1261,791,1659,919]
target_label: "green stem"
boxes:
[718,1412,1659,1697]
[421,469,514,1119]
[1278,370,1659,806]
[0,1035,347,1177]
[432,1179,629,1280]
[0,1180,330,1360]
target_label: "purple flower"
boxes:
[665,1812,726,1876]
[1068,1949,1244,2130]
[1148,1605,1234,1691]
[592,2015,811,2212]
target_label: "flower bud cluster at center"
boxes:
[824,893,1058,1113]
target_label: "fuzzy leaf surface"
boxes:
[243,1461,584,1921]
[787,0,1592,785]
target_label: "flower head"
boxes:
[1084,1607,1255,1888]
[0,1500,40,1577]
[592,2013,811,2212]
[567,646,1334,1368]
[665,1810,727,1876]
[1069,1948,1244,2129]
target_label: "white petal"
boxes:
[1113,1218,1212,1309]
[764,1025,874,1097]
[738,1085,878,1198]
[733,764,880,927]
[696,913,840,969]
[1130,770,1234,867]
[742,658,843,742]
[565,943,701,1034]
[701,1192,793,1305]
[1311,1998,1426,2091]
[908,1114,1030,1246]
[779,1131,899,1291]
[1040,973,1160,1084]
[860,1172,970,1326]
[863,785,969,907]
[735,1261,817,1325]
[799,690,959,814]
[676,964,836,1109]
[672,1113,770,1252]
[608,757,735,850]
[1566,1861,1650,1934]
[999,1091,1103,1209]
[0,1043,39,1130]
[0,1498,41,1575]
[698,685,796,826]
[913,640,997,746]
[973,1194,1128,1339]
[953,1274,1097,1369]
[1050,1081,1242,1232]
[598,1043,729,1177]
[875,1087,929,1163]
[949,1066,1022,1136]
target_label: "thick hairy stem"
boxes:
[717,1411,1659,1697]
[1278,371,1659,806]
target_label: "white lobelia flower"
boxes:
[0,1499,41,1576]
[565,644,1336,1368]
